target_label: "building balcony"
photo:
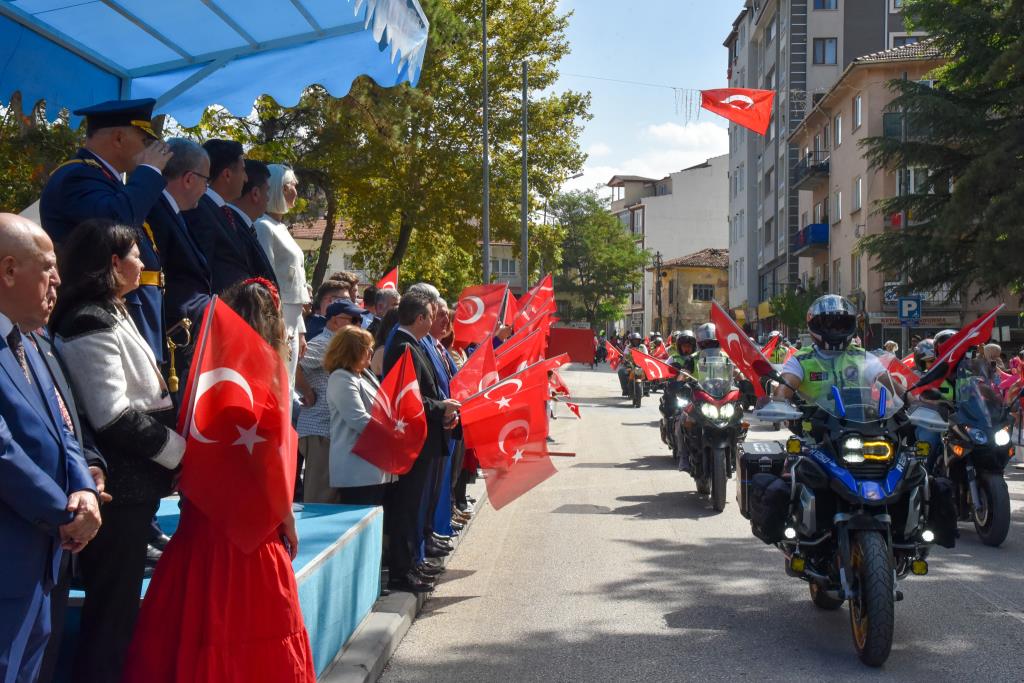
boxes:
[793,222,829,255]
[793,151,830,191]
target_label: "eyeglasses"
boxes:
[188,170,211,182]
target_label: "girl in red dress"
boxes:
[122,279,315,682]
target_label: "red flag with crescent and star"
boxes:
[630,348,679,381]
[376,267,399,292]
[177,298,296,554]
[495,328,547,378]
[500,288,520,327]
[710,301,775,398]
[515,273,556,329]
[450,335,499,402]
[453,283,507,346]
[700,88,775,136]
[606,340,622,370]
[879,352,920,395]
[912,304,1004,392]
[352,347,427,474]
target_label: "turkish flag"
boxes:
[352,347,427,474]
[484,451,557,510]
[453,284,507,346]
[500,288,519,327]
[710,301,774,398]
[496,328,546,377]
[760,335,780,359]
[376,267,399,292]
[879,352,921,395]
[450,335,499,402]
[177,298,295,554]
[566,401,581,419]
[550,370,570,396]
[461,386,551,467]
[630,348,679,381]
[700,88,775,136]
[515,273,556,328]
[651,343,669,360]
[606,341,622,370]
[913,305,1004,392]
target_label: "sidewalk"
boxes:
[319,481,488,683]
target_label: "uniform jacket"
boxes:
[54,302,185,506]
[39,148,167,362]
[0,325,94,598]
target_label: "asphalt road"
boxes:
[380,364,1024,682]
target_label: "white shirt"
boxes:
[0,311,15,342]
[161,190,180,215]
[88,150,161,181]
[782,346,886,383]
[205,187,226,207]
[226,204,254,228]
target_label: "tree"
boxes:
[0,95,80,213]
[551,190,649,327]
[188,0,590,296]
[859,0,1024,300]
[769,284,825,336]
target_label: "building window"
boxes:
[813,38,838,65]
[892,33,921,48]
[832,190,842,222]
[764,169,773,197]
[767,17,776,45]
[764,218,774,246]
[823,123,830,149]
[852,94,863,129]
[489,259,518,277]
[739,257,745,285]
[738,210,745,237]
[801,211,809,229]
[891,0,904,9]
[851,251,862,290]
[852,175,862,212]
[814,201,824,224]
[632,209,644,234]
[693,284,715,302]
[834,114,843,146]
[814,0,838,8]
[668,280,675,304]
[832,258,841,294]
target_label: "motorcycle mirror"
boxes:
[906,405,948,433]
[752,400,803,423]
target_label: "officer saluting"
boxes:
[39,98,173,363]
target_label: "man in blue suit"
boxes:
[39,98,173,364]
[0,214,100,683]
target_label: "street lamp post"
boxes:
[482,0,491,283]
[653,251,664,335]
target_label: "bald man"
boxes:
[0,214,100,683]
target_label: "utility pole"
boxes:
[482,0,491,283]
[520,61,529,294]
[653,251,664,335]
[899,71,909,354]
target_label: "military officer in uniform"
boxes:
[39,98,173,364]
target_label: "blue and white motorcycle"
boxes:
[742,363,950,667]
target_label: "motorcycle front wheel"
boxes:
[849,531,894,667]
[711,447,727,512]
[973,472,1010,547]
[633,380,643,408]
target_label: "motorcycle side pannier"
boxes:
[737,441,788,519]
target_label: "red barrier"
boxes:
[548,327,596,363]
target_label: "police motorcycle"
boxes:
[659,331,697,455]
[617,333,648,407]
[928,357,1015,547]
[745,363,954,667]
[674,354,746,512]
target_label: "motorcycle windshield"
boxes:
[798,356,903,423]
[697,356,736,399]
[955,359,1003,428]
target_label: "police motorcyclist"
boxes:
[618,332,648,396]
[910,338,951,471]
[768,330,789,365]
[774,295,893,405]
[668,330,697,374]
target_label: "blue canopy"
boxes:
[0,0,429,127]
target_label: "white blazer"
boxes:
[254,215,310,306]
[327,367,397,488]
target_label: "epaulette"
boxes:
[50,158,103,176]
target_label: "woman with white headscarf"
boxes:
[255,164,310,383]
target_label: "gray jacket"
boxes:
[327,367,397,487]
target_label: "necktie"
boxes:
[24,335,75,432]
[221,205,237,229]
[7,327,32,384]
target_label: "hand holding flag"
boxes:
[352,348,427,474]
[710,301,775,398]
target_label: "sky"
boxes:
[553,0,745,194]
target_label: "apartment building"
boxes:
[790,42,1021,346]
[608,155,729,334]
[725,0,921,334]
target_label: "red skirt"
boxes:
[121,502,316,683]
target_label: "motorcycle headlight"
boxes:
[675,396,689,409]
[720,403,736,419]
[700,403,719,419]
[843,436,865,464]
[969,428,988,445]
[994,428,1011,447]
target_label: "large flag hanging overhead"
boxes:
[453,284,507,346]
[177,298,295,554]
[710,301,775,397]
[352,348,427,474]
[376,267,399,292]
[700,88,775,136]
[913,304,1004,392]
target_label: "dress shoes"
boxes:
[145,544,163,565]
[450,520,465,532]
[416,562,445,577]
[430,535,455,550]
[151,533,172,551]
[453,510,472,523]
[425,542,452,559]
[389,571,435,594]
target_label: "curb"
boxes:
[319,482,488,683]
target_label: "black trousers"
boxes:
[424,452,450,537]
[72,500,159,683]
[387,455,434,578]
[337,483,391,506]
[37,553,72,683]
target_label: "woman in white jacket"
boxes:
[255,164,309,383]
[322,326,398,506]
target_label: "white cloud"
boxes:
[586,142,611,158]
[562,121,728,196]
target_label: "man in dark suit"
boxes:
[226,160,278,286]
[39,98,173,364]
[183,140,262,294]
[382,291,460,593]
[0,214,100,683]
[145,138,213,400]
